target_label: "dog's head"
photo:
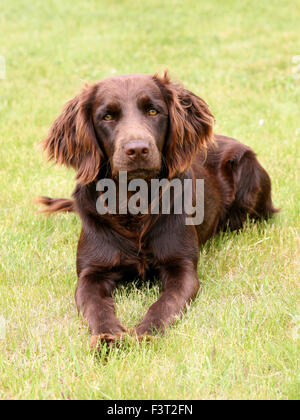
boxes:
[43,72,214,183]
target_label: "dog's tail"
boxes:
[36,196,75,214]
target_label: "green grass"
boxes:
[0,0,299,400]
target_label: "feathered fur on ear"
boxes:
[42,83,102,184]
[153,71,215,178]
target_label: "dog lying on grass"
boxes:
[38,72,277,348]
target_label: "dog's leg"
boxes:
[135,260,199,337]
[75,271,126,348]
[218,147,279,231]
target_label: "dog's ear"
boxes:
[43,83,102,184]
[153,72,215,178]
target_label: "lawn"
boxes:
[0,0,299,400]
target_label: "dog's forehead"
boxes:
[95,74,163,103]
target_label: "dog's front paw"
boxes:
[90,333,125,349]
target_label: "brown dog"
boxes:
[38,72,277,347]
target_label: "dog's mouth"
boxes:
[111,148,162,180]
[111,166,161,181]
[126,168,160,180]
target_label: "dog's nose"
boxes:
[125,141,150,160]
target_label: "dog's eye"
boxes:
[148,108,158,116]
[103,114,113,121]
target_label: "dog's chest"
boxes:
[113,223,157,280]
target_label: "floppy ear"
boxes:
[153,72,215,178]
[43,83,102,184]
